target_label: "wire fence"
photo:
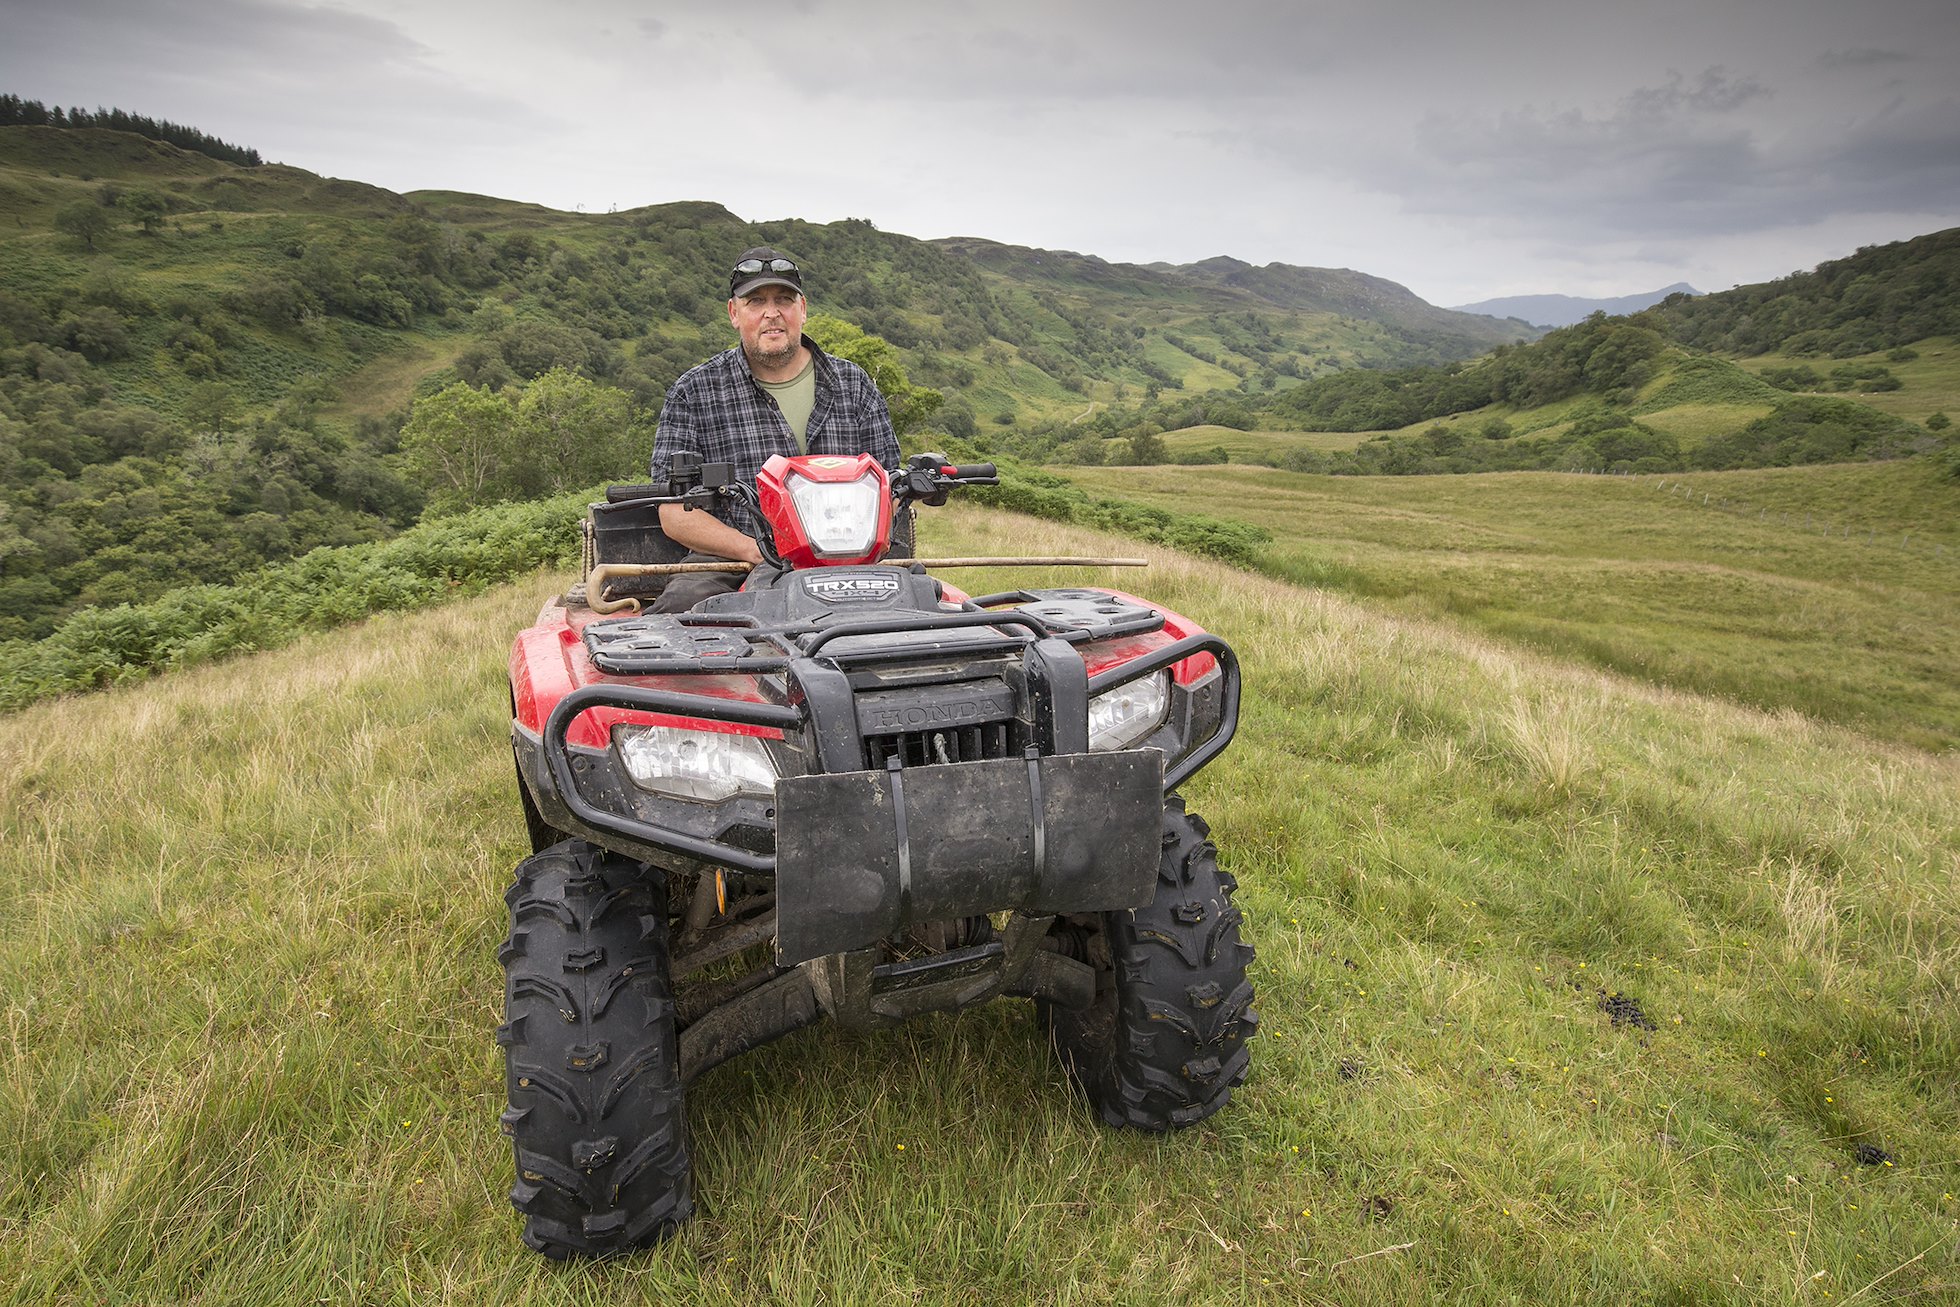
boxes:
[1642,474,1956,564]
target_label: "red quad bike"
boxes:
[502,451,1256,1258]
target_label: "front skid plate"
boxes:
[773,750,1163,966]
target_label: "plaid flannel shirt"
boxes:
[650,337,899,539]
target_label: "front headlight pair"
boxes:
[615,672,1168,802]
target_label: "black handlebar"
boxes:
[941,462,997,482]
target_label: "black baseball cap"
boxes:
[729,246,803,300]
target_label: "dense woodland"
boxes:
[1653,227,1960,357]
[0,116,1956,645]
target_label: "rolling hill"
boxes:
[0,122,1538,641]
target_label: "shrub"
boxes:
[0,492,588,712]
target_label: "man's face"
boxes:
[728,286,807,369]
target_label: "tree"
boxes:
[397,383,519,514]
[57,306,130,361]
[184,382,236,435]
[398,373,640,512]
[805,315,943,437]
[511,368,638,498]
[54,201,112,251]
[118,189,168,235]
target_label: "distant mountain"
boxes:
[1162,255,1531,348]
[1448,284,1700,328]
[939,243,1523,351]
[932,237,1532,367]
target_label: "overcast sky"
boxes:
[4,0,1956,305]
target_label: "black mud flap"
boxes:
[773,750,1164,966]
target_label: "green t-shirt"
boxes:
[756,357,817,451]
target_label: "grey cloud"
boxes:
[652,0,1356,105]
[1288,62,1957,245]
[1810,98,1960,210]
[1619,67,1772,117]
[2,0,434,78]
[0,0,560,164]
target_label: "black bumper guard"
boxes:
[541,683,797,873]
[1085,632,1239,790]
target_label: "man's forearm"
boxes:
[658,503,764,564]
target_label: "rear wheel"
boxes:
[1046,796,1258,1130]
[498,840,690,1258]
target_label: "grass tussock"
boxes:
[1,505,1956,1304]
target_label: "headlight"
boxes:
[1087,672,1170,752]
[789,470,882,557]
[613,725,778,802]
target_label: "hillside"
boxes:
[1010,232,1960,480]
[2,504,1953,1303]
[1006,312,1949,481]
[1654,227,1960,357]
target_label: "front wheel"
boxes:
[498,840,690,1258]
[1046,796,1258,1130]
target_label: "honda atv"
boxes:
[501,451,1256,1258]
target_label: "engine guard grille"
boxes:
[864,721,1020,770]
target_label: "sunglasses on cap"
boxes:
[733,257,798,277]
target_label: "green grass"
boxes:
[1070,460,1960,752]
[2,505,1954,1304]
[319,330,475,425]
[1634,401,1778,446]
[1137,333,1244,392]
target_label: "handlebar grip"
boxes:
[606,483,669,502]
[942,462,997,481]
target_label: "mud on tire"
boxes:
[1046,795,1258,1130]
[498,840,690,1258]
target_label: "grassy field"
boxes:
[1732,338,1960,427]
[1074,460,1960,753]
[1,505,1955,1304]
[1232,350,1851,461]
[1161,425,1371,461]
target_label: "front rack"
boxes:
[529,595,1240,872]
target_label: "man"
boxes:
[648,246,900,611]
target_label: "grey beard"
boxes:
[746,338,796,368]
